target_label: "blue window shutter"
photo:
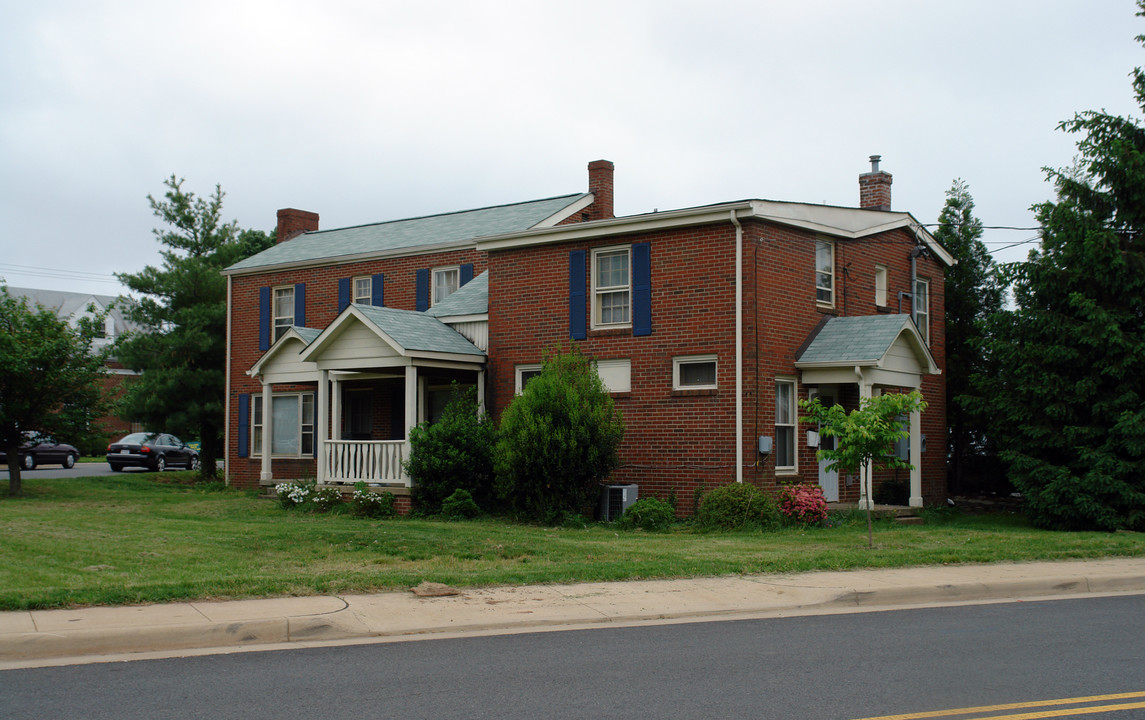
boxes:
[372,274,385,307]
[338,278,350,312]
[569,249,587,340]
[416,268,430,311]
[460,263,474,286]
[258,287,270,351]
[237,394,250,458]
[294,283,305,327]
[633,242,652,336]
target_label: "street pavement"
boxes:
[3,557,1144,669]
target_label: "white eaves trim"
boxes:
[533,194,595,228]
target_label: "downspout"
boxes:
[224,275,232,486]
[731,210,743,483]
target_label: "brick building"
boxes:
[222,158,951,513]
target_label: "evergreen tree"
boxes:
[933,180,1004,494]
[116,177,273,478]
[977,4,1145,530]
[1,287,107,496]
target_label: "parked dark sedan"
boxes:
[0,432,80,470]
[106,432,200,472]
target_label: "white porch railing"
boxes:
[324,440,410,485]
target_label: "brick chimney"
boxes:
[276,208,319,243]
[858,155,892,211]
[585,159,615,221]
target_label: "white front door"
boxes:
[816,393,839,502]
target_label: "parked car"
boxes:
[0,432,80,470]
[106,432,200,472]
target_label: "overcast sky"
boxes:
[1,1,1142,298]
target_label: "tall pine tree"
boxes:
[933,180,1004,495]
[116,177,273,478]
[978,4,1145,530]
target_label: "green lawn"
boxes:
[2,474,1143,611]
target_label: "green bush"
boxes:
[441,488,481,520]
[616,496,676,532]
[494,345,624,523]
[275,480,314,509]
[696,482,780,531]
[308,486,344,513]
[406,385,497,515]
[350,483,396,518]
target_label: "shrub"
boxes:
[494,345,624,523]
[308,486,344,513]
[406,385,497,515]
[874,476,909,506]
[777,483,828,526]
[616,496,676,532]
[350,483,396,518]
[696,482,780,531]
[275,480,313,509]
[440,488,481,520]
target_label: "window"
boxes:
[875,265,888,306]
[272,286,294,342]
[673,355,717,390]
[596,358,631,393]
[433,267,460,306]
[515,364,542,393]
[775,379,797,471]
[592,246,631,327]
[815,240,834,306]
[353,277,372,305]
[252,393,314,456]
[914,278,930,343]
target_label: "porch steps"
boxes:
[827,503,924,524]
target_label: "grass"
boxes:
[2,475,1143,611]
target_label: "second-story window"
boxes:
[815,239,834,306]
[433,267,459,306]
[875,265,888,307]
[593,246,631,327]
[353,277,372,305]
[914,278,930,344]
[272,286,294,342]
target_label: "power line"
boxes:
[0,263,122,285]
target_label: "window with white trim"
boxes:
[595,358,631,393]
[914,278,930,344]
[592,246,631,328]
[775,379,797,471]
[272,286,294,342]
[353,276,372,305]
[433,267,460,306]
[252,393,314,457]
[673,355,717,390]
[815,240,834,306]
[875,265,888,307]
[515,364,542,393]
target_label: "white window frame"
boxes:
[914,277,930,344]
[514,364,542,393]
[272,286,294,342]
[673,354,718,390]
[251,393,314,458]
[591,245,632,329]
[432,266,460,306]
[353,276,372,305]
[875,265,888,307]
[775,378,798,473]
[815,239,834,307]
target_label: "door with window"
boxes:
[813,390,839,502]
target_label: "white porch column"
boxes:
[317,369,329,484]
[856,371,874,510]
[330,375,342,442]
[260,381,273,482]
[404,365,418,438]
[477,369,486,417]
[908,400,924,508]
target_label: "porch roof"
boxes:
[795,314,939,375]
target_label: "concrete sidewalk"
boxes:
[3,558,1144,669]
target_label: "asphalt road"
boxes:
[0,462,158,479]
[3,595,1143,720]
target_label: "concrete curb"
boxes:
[3,561,1145,666]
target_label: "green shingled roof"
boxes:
[352,304,485,357]
[425,271,488,317]
[226,194,587,273]
[797,315,919,365]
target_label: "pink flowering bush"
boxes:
[777,483,828,526]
